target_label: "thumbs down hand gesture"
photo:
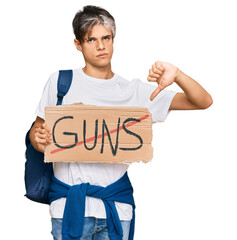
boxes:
[147,61,180,101]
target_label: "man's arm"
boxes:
[147,61,213,110]
[169,69,213,110]
[29,116,52,153]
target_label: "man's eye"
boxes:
[104,36,111,40]
[87,38,94,42]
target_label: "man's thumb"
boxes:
[150,86,163,101]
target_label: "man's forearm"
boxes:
[175,69,213,109]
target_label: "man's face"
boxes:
[75,24,114,69]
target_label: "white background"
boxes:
[1,0,236,239]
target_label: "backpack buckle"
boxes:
[57,91,65,101]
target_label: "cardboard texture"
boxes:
[45,103,153,164]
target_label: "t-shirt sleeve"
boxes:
[136,79,177,123]
[35,72,58,120]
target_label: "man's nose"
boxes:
[97,40,105,50]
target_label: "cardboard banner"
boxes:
[45,103,153,164]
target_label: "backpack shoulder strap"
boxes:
[57,70,73,105]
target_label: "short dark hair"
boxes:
[72,5,116,44]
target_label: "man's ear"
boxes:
[74,38,82,52]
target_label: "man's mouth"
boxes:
[96,53,108,58]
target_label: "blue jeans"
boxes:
[51,217,131,240]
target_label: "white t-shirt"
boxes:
[35,68,177,220]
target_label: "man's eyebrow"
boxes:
[85,34,112,41]
[85,36,96,41]
[103,34,112,38]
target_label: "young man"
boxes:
[29,5,213,240]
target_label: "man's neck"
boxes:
[82,64,114,80]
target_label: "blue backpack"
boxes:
[24,70,73,204]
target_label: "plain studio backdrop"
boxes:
[0,0,236,239]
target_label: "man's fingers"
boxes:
[43,123,52,134]
[149,69,161,80]
[147,76,158,82]
[150,86,163,101]
[35,131,46,140]
[36,127,47,135]
[35,126,52,144]
[35,131,51,139]
[36,135,52,144]
[36,127,51,137]
[148,62,165,84]
[35,136,49,144]
[155,61,165,71]
[152,65,163,75]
